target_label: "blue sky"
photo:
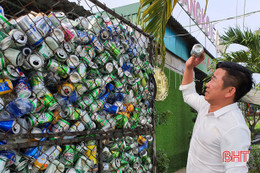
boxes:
[97,0,260,35]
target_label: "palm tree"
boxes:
[219,27,260,73]
[137,0,208,69]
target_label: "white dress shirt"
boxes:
[179,82,251,173]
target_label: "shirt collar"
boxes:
[212,103,239,118]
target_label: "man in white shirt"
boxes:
[179,53,253,173]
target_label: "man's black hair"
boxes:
[216,61,253,102]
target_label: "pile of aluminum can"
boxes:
[0,2,154,173]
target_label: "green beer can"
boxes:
[29,111,54,126]
[103,40,121,58]
[61,145,75,167]
[43,90,58,111]
[77,95,94,109]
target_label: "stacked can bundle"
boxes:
[0,4,154,173]
[102,135,153,173]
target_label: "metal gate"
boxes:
[0,0,156,172]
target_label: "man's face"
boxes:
[205,68,228,104]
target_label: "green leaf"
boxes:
[137,0,208,69]
[220,26,260,73]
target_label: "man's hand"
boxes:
[181,52,205,85]
[186,52,205,70]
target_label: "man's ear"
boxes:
[225,87,236,99]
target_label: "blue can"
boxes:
[107,93,124,104]
[121,62,132,73]
[0,150,16,166]
[13,77,32,99]
[68,90,78,103]
[74,30,95,45]
[128,47,137,57]
[0,119,17,134]
[0,140,6,145]
[0,6,4,16]
[0,118,27,134]
[24,128,46,159]
[56,90,77,106]
[24,146,42,160]
[103,103,119,115]
[5,98,34,118]
[144,100,150,108]
[99,84,114,102]
[99,27,112,41]
[0,78,13,95]
[106,83,114,91]
[137,140,148,153]
[43,122,52,129]
[35,16,52,37]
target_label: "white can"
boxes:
[0,35,11,50]
[63,41,73,53]
[55,48,67,62]
[45,36,59,52]
[44,160,65,173]
[48,12,60,27]
[9,29,27,48]
[69,71,81,83]
[74,155,91,172]
[77,62,87,78]
[21,46,32,57]
[38,41,54,60]
[0,156,7,173]
[4,48,25,66]
[51,28,64,43]
[3,64,20,80]
[66,168,77,173]
[66,54,79,68]
[26,53,44,69]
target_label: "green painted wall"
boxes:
[155,67,196,172]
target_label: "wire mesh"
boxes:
[0,0,156,172]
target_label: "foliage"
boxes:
[219,27,260,73]
[137,0,208,69]
[248,145,260,173]
[137,0,178,69]
[155,109,173,125]
[156,148,170,173]
[238,102,260,137]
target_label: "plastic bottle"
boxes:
[0,110,12,120]
[5,98,34,118]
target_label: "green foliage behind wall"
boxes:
[155,67,196,172]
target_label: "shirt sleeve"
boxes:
[179,82,207,112]
[221,126,251,173]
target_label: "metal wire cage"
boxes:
[0,0,156,172]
